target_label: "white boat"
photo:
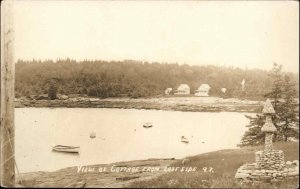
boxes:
[52,145,80,153]
[143,122,153,128]
[181,136,189,143]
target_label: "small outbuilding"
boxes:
[165,88,173,95]
[221,88,227,93]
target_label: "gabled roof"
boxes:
[177,84,190,90]
[198,84,210,90]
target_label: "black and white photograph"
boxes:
[1,0,299,188]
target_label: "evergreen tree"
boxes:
[265,63,284,110]
[239,114,265,146]
[48,85,57,100]
[239,63,299,146]
[275,75,299,141]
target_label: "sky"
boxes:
[12,0,299,72]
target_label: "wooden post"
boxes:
[1,0,15,187]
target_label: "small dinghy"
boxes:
[52,145,80,153]
[143,122,153,128]
[90,132,96,139]
[181,136,189,143]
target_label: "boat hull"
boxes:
[143,122,153,128]
[52,145,80,153]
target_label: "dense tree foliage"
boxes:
[15,59,299,99]
[239,63,299,146]
[48,85,57,100]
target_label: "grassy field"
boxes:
[128,142,299,188]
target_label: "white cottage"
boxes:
[175,84,190,95]
[165,88,173,95]
[195,84,211,96]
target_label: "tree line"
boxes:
[240,63,299,146]
[15,59,299,99]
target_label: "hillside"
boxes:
[15,59,299,99]
[129,142,299,188]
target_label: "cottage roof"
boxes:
[198,84,210,90]
[262,99,276,114]
[178,84,190,90]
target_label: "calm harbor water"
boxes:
[15,108,253,173]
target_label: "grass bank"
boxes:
[17,142,298,188]
[128,142,299,188]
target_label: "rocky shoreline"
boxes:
[16,158,177,188]
[15,96,263,113]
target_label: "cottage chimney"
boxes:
[261,99,276,151]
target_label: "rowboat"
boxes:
[90,132,96,139]
[52,145,80,153]
[181,136,189,143]
[143,122,153,128]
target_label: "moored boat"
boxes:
[52,145,80,153]
[181,136,189,143]
[143,122,153,128]
[90,132,96,139]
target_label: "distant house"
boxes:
[195,84,211,96]
[175,84,190,95]
[165,88,173,95]
[221,88,227,93]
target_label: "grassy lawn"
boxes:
[128,142,299,188]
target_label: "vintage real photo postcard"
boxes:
[1,0,299,188]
